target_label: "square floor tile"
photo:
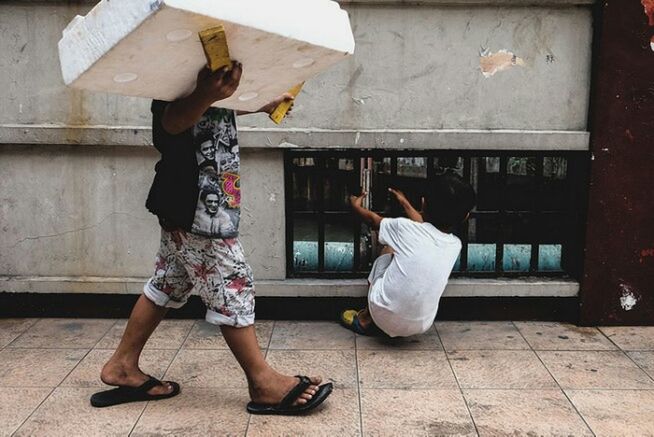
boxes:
[357,350,457,389]
[9,319,115,349]
[567,389,654,436]
[61,349,177,387]
[182,320,273,350]
[269,322,355,350]
[448,350,557,389]
[626,351,654,380]
[538,350,654,389]
[599,326,654,351]
[464,389,592,436]
[515,322,617,351]
[265,350,357,388]
[247,388,360,436]
[0,387,52,436]
[361,389,475,436]
[0,348,87,387]
[0,319,38,348]
[164,349,247,388]
[13,387,145,437]
[96,319,194,350]
[436,321,529,351]
[356,332,443,351]
[131,388,249,436]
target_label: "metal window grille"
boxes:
[285,150,588,279]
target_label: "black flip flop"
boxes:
[246,375,333,416]
[90,376,180,408]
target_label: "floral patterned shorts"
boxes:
[143,228,255,327]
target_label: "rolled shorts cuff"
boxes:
[143,279,188,309]
[205,309,255,328]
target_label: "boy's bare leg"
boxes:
[100,295,174,395]
[221,325,320,405]
[358,245,395,329]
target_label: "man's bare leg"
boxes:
[100,295,174,395]
[221,325,320,405]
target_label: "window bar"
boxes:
[353,156,362,272]
[530,156,544,273]
[460,156,471,272]
[317,156,326,272]
[497,156,508,274]
[284,153,296,276]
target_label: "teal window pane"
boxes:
[325,219,354,271]
[467,244,496,272]
[293,217,318,271]
[452,253,461,272]
[503,244,531,272]
[538,244,562,271]
[293,241,318,271]
[324,242,354,271]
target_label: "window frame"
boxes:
[284,149,589,280]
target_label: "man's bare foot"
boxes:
[250,369,321,406]
[100,357,174,396]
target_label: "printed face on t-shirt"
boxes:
[200,140,217,161]
[204,193,220,216]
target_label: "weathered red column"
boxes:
[581,0,654,324]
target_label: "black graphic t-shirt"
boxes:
[146,100,241,238]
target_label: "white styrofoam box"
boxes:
[58,0,355,111]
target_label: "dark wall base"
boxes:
[0,293,579,323]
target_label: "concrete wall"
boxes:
[0,0,593,296]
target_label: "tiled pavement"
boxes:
[1,319,654,436]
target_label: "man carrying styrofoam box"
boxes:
[59,0,356,415]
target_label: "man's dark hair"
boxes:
[196,131,215,149]
[424,171,476,231]
[200,190,220,203]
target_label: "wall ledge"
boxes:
[0,275,579,297]
[0,124,590,150]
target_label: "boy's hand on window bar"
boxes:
[349,192,368,209]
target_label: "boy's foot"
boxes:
[340,308,374,335]
[249,370,322,406]
[100,357,176,396]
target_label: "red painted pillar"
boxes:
[581,0,654,324]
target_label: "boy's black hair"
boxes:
[424,171,476,231]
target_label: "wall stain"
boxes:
[479,48,525,78]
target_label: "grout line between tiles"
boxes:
[354,334,364,437]
[3,318,42,349]
[600,331,654,385]
[127,318,195,437]
[511,321,597,437]
[434,324,480,437]
[10,318,117,436]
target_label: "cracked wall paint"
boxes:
[479,49,525,78]
[619,283,639,311]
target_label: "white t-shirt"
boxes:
[368,217,461,337]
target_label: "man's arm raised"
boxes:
[161,62,242,135]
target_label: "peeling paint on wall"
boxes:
[619,282,639,311]
[479,49,525,78]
